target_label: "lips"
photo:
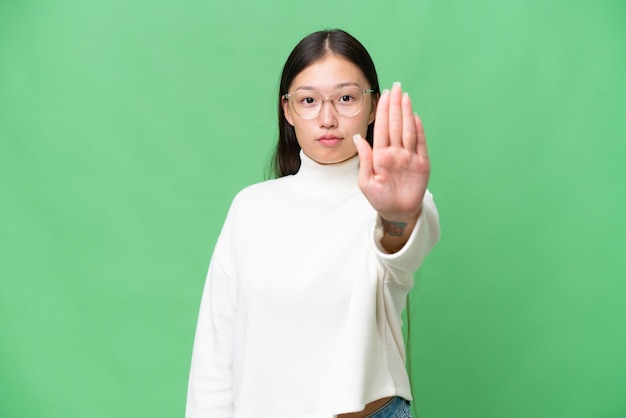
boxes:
[317,134,342,146]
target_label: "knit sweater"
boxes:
[186,151,440,418]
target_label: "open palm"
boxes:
[354,83,430,223]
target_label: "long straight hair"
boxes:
[270,29,380,178]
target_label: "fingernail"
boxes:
[403,92,409,98]
[382,89,390,96]
[393,81,401,87]
[353,134,360,143]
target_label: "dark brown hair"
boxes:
[270,29,380,178]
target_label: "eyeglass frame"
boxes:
[282,88,376,120]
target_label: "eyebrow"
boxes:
[294,82,362,91]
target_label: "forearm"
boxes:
[379,207,421,254]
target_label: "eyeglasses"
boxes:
[283,87,375,119]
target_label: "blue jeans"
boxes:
[365,397,412,418]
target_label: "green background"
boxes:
[1,0,624,417]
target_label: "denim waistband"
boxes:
[365,396,411,418]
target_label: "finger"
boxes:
[402,92,417,152]
[414,113,429,159]
[373,89,390,149]
[388,82,403,147]
[353,134,373,186]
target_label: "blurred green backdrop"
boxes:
[1,1,625,417]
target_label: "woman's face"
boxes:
[282,54,376,165]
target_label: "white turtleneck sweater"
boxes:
[186,152,440,418]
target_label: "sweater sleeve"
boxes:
[186,206,238,418]
[371,189,440,282]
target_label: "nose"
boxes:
[318,98,337,128]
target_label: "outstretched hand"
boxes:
[353,82,430,226]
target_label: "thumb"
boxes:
[353,134,373,186]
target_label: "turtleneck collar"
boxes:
[292,150,360,195]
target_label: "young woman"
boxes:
[186,29,440,418]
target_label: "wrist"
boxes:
[378,205,422,225]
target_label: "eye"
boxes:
[338,94,355,103]
[297,95,318,106]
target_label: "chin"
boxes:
[317,151,357,165]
